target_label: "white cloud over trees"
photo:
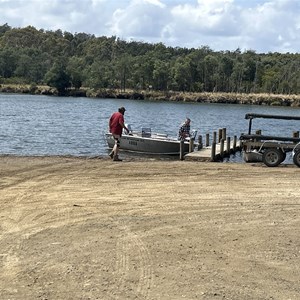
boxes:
[0,0,299,53]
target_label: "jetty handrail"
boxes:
[245,113,300,121]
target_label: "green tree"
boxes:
[114,54,133,91]
[218,55,234,92]
[171,57,192,91]
[0,23,11,36]
[85,60,115,89]
[67,56,86,89]
[153,60,170,90]
[203,55,218,92]
[0,47,17,78]
[44,61,71,95]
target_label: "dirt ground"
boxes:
[0,155,299,300]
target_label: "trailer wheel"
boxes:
[293,149,300,167]
[262,148,283,167]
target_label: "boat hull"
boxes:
[105,133,191,155]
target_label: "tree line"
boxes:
[0,23,300,96]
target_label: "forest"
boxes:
[0,23,300,98]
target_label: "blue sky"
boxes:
[0,0,299,53]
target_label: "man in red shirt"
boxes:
[109,107,129,161]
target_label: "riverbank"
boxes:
[0,155,299,299]
[1,84,300,107]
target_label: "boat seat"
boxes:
[142,127,151,137]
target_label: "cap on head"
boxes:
[119,107,126,113]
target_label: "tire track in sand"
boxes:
[0,161,84,284]
[112,220,153,299]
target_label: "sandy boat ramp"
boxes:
[0,155,299,299]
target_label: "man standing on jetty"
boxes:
[108,107,129,161]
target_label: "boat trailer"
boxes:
[240,113,300,167]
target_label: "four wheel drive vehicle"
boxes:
[240,113,300,167]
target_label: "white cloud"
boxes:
[0,0,299,53]
[239,0,300,52]
[144,0,166,8]
[108,0,168,40]
[171,0,239,36]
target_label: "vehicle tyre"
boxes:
[293,149,300,167]
[262,148,283,167]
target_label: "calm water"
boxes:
[1,93,300,161]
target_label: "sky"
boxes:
[1,0,300,54]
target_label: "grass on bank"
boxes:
[1,83,300,107]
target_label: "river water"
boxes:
[1,93,300,162]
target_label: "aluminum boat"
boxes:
[105,126,196,155]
